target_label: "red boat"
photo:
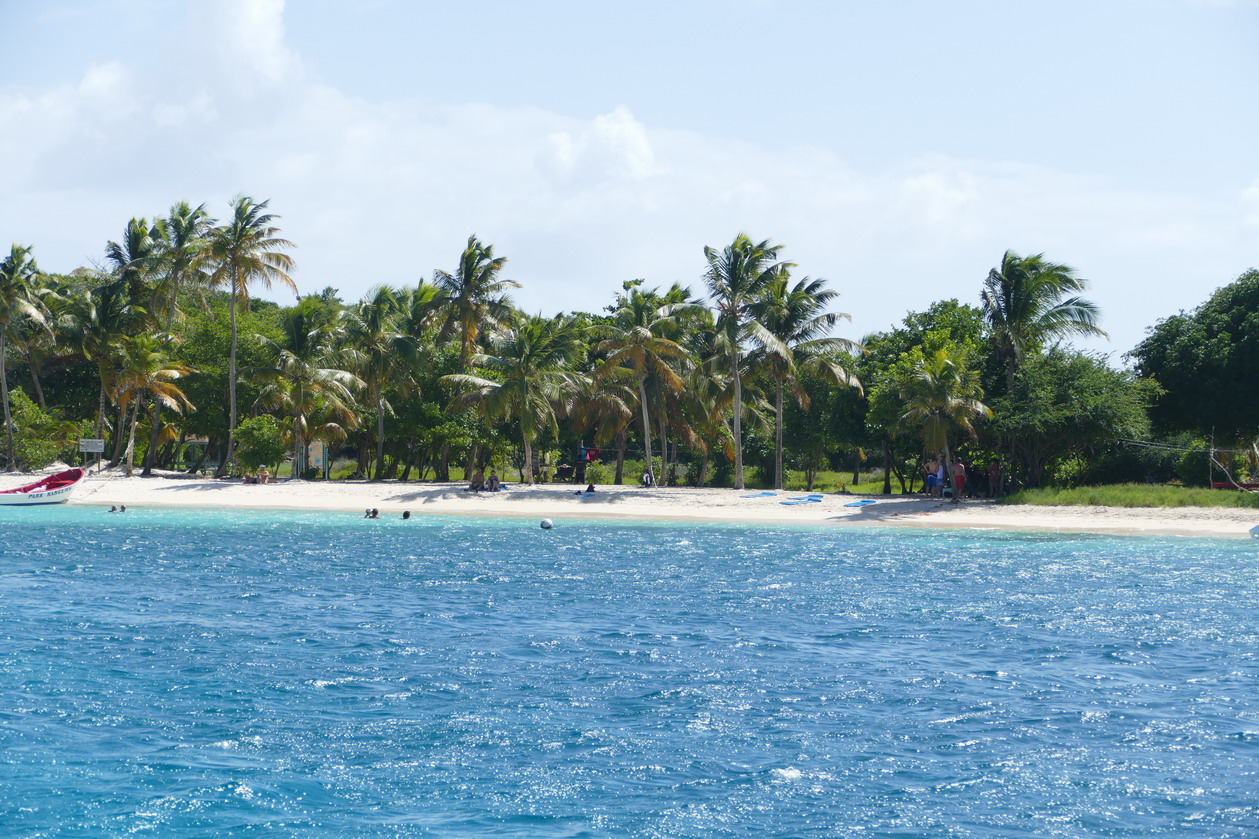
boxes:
[0,468,86,505]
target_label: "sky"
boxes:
[1,0,1255,362]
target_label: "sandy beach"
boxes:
[5,468,1256,538]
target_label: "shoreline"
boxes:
[9,471,1253,538]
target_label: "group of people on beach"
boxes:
[924,455,1001,502]
[466,469,502,492]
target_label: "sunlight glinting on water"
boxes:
[2,506,1257,837]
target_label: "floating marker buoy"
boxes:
[541,519,553,530]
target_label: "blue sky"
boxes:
[1,0,1255,359]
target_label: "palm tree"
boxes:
[206,197,296,472]
[144,201,212,476]
[595,283,702,486]
[702,234,791,489]
[346,285,418,480]
[110,334,195,477]
[105,217,163,308]
[0,244,48,470]
[434,235,520,476]
[255,308,362,478]
[434,235,520,373]
[981,250,1106,388]
[152,201,212,330]
[442,314,587,484]
[900,346,991,497]
[62,277,146,449]
[751,272,862,489]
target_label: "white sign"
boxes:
[78,438,105,453]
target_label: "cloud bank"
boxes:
[1,0,1254,356]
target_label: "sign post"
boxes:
[79,438,105,473]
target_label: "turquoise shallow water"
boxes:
[2,506,1258,837]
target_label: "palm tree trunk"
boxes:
[95,368,108,438]
[658,410,668,486]
[28,357,46,410]
[638,379,655,485]
[109,403,127,466]
[221,269,239,476]
[774,380,784,490]
[145,296,180,478]
[882,441,893,495]
[731,347,744,490]
[293,417,304,478]
[522,435,534,484]
[122,397,141,477]
[143,397,162,476]
[0,332,14,471]
[374,387,385,481]
[614,430,626,484]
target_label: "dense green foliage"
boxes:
[1131,269,1259,443]
[2,196,1253,502]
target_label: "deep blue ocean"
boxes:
[2,506,1257,837]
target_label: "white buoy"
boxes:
[540,519,553,530]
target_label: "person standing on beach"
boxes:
[987,461,1001,498]
[951,459,967,503]
[924,458,938,496]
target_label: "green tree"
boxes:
[1130,269,1259,443]
[255,307,361,478]
[346,285,418,479]
[434,235,520,373]
[750,272,861,489]
[61,276,146,451]
[595,282,701,486]
[990,348,1154,487]
[443,313,587,484]
[231,414,288,473]
[8,387,78,471]
[981,250,1106,389]
[702,233,790,490]
[110,334,196,477]
[105,217,163,307]
[0,244,48,470]
[144,201,212,476]
[899,343,991,497]
[206,197,296,473]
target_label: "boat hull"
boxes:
[0,468,85,506]
[0,485,77,505]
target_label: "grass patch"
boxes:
[1004,483,1259,509]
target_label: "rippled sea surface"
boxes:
[2,506,1258,837]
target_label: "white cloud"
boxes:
[0,0,1251,357]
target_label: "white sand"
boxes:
[5,467,1255,538]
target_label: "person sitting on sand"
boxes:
[486,470,500,492]
[258,465,269,484]
[467,468,485,491]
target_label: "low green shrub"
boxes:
[1003,483,1259,509]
